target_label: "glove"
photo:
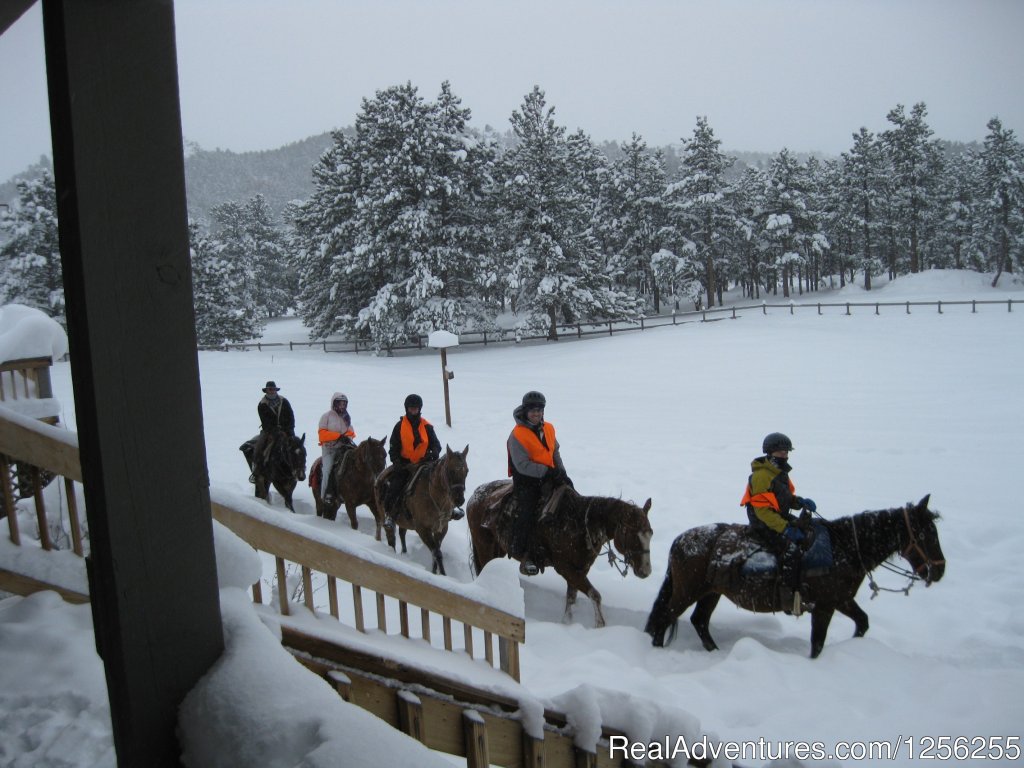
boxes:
[782,525,805,543]
[800,497,817,513]
[547,467,567,485]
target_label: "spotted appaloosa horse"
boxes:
[468,479,653,627]
[644,495,945,658]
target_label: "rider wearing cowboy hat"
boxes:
[247,381,296,484]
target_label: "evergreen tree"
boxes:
[841,128,889,289]
[246,194,294,318]
[0,171,64,323]
[759,149,823,297]
[604,134,670,311]
[665,117,735,308]
[205,201,264,341]
[978,117,1024,285]
[496,86,642,340]
[882,102,944,274]
[296,82,493,350]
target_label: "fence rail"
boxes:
[200,298,1020,355]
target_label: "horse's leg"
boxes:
[281,481,296,513]
[836,599,869,638]
[689,593,722,652]
[558,570,604,628]
[809,607,837,659]
[343,500,358,529]
[398,527,408,554]
[563,586,578,624]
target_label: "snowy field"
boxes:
[3,269,1024,766]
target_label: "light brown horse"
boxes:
[311,437,386,527]
[644,495,945,658]
[467,479,653,627]
[373,445,469,575]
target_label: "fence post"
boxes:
[608,321,613,336]
[817,303,822,316]
[640,317,645,331]
[790,302,794,316]
[577,324,582,339]
[732,307,737,319]
[1009,299,1014,313]
[906,301,911,315]
[972,300,977,314]
[762,302,767,315]
[874,303,879,315]
[938,300,942,314]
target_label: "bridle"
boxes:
[849,506,944,598]
[424,454,466,520]
[600,507,651,578]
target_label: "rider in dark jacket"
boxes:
[382,394,443,530]
[246,381,296,483]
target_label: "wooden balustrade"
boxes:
[211,501,526,681]
[0,357,56,405]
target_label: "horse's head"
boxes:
[901,494,945,585]
[285,432,307,482]
[361,436,387,477]
[440,444,469,507]
[613,497,653,578]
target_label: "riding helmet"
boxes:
[762,432,794,454]
[522,390,546,410]
[404,393,423,409]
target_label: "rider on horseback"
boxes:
[318,392,356,505]
[382,394,443,532]
[507,391,573,576]
[246,381,296,484]
[741,432,817,615]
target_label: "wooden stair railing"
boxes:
[211,500,526,681]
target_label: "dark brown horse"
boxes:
[251,432,307,512]
[373,445,469,575]
[311,437,387,527]
[468,479,653,627]
[644,495,945,658]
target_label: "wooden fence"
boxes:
[199,297,1021,355]
[211,500,526,681]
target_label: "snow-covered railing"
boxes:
[197,297,1021,354]
[0,401,87,603]
[210,496,527,681]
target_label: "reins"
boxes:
[843,506,944,599]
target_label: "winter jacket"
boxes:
[318,392,355,445]
[389,415,440,466]
[507,405,564,481]
[258,395,295,435]
[741,455,803,533]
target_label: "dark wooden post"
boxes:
[41,1,224,765]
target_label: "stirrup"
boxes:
[248,473,256,484]
[791,590,803,617]
[519,559,538,576]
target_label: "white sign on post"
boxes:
[427,331,459,426]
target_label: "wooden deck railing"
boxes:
[0,402,87,603]
[0,356,56,405]
[211,500,526,681]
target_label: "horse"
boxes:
[310,437,387,527]
[644,495,945,658]
[249,432,307,512]
[467,479,653,628]
[372,445,469,575]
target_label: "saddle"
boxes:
[707,522,833,592]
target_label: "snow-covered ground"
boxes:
[3,269,1024,766]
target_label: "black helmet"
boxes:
[404,393,423,409]
[762,432,793,454]
[522,390,546,410]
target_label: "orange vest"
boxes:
[509,422,557,475]
[400,416,432,464]
[740,477,795,512]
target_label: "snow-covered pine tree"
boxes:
[496,87,642,341]
[203,201,264,342]
[882,102,944,275]
[0,171,64,324]
[246,194,295,318]
[978,117,1024,286]
[295,82,493,351]
[840,127,889,289]
[603,134,670,312]
[665,116,735,308]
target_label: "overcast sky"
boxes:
[2,0,1023,183]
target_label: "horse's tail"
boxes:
[644,558,679,645]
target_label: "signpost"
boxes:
[427,330,458,427]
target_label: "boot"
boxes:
[519,559,538,576]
